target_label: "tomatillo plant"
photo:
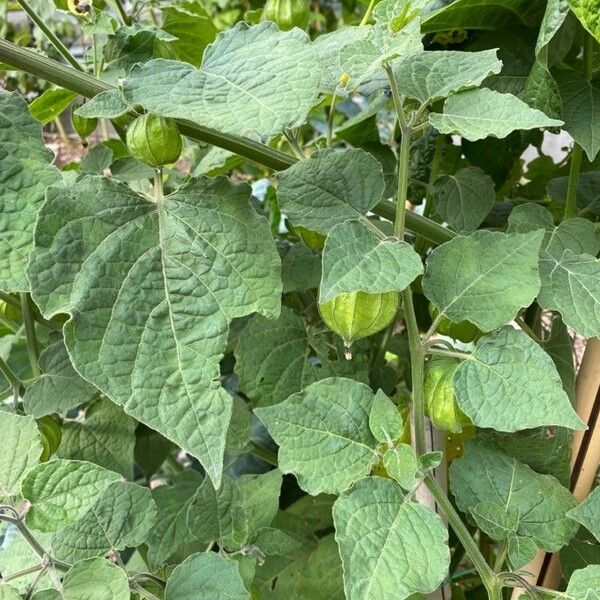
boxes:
[0,1,599,599]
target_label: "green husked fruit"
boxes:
[424,356,468,434]
[319,291,398,358]
[262,0,309,31]
[429,303,480,343]
[37,416,62,462]
[126,114,183,167]
[292,224,326,250]
[71,104,98,142]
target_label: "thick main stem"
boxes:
[20,293,40,377]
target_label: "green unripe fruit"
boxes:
[424,356,469,433]
[263,0,309,31]
[428,303,480,343]
[71,104,98,142]
[126,114,183,167]
[319,291,398,358]
[37,416,62,462]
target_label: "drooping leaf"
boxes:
[23,340,98,417]
[122,22,320,140]
[568,0,600,41]
[164,552,248,600]
[61,558,130,600]
[146,470,203,566]
[235,306,367,407]
[56,399,136,479]
[29,88,76,124]
[0,91,61,292]
[0,412,41,500]
[567,488,600,543]
[51,480,157,562]
[450,437,579,551]
[28,175,281,486]
[556,69,600,161]
[392,50,502,104]
[22,459,121,533]
[255,378,378,495]
[333,476,450,600]
[429,88,563,141]
[319,220,422,302]
[423,230,544,331]
[277,149,385,235]
[454,327,585,432]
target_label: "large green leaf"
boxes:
[423,230,544,331]
[567,488,600,543]
[430,166,496,233]
[557,69,600,161]
[319,220,423,302]
[277,149,385,235]
[28,175,281,486]
[0,91,61,292]
[23,340,98,417]
[122,22,319,140]
[454,328,585,432]
[56,399,135,479]
[392,50,502,104]
[22,459,121,533]
[450,438,578,551]
[61,558,130,600]
[146,470,203,566]
[0,412,41,500]
[51,480,157,562]
[564,565,600,599]
[255,378,379,495]
[0,587,20,600]
[164,552,248,600]
[568,0,600,41]
[235,307,367,407]
[429,88,563,140]
[333,477,450,600]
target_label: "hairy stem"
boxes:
[564,144,582,221]
[15,0,83,71]
[359,0,378,26]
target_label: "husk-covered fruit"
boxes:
[429,303,481,343]
[126,114,183,167]
[319,291,398,357]
[263,0,309,31]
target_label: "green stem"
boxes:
[427,348,470,361]
[0,38,456,246]
[326,92,337,148]
[154,168,164,205]
[0,357,22,391]
[583,28,594,82]
[493,542,508,573]
[14,0,83,71]
[20,294,40,377]
[425,476,501,598]
[564,144,582,220]
[111,0,132,25]
[1,563,45,583]
[0,291,61,331]
[359,0,377,26]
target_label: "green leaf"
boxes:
[567,487,600,543]
[122,22,319,140]
[29,88,76,124]
[161,3,218,67]
[469,501,519,540]
[564,565,600,600]
[254,527,303,556]
[56,399,136,479]
[450,438,579,551]
[333,477,450,600]
[382,444,420,490]
[568,0,600,42]
[507,533,538,569]
[74,91,131,119]
[23,340,98,417]
[22,459,121,533]
[51,480,157,562]
[0,91,61,292]
[429,88,563,141]
[369,389,404,443]
[61,558,130,600]
[423,230,544,331]
[255,378,378,495]
[548,171,600,218]
[0,412,41,500]
[280,244,321,293]
[165,552,248,600]
[0,586,21,600]
[28,176,281,486]
[319,220,423,302]
[430,167,496,233]
[392,50,502,104]
[235,306,367,407]
[277,149,385,235]
[556,69,600,161]
[146,470,203,566]
[454,327,585,432]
